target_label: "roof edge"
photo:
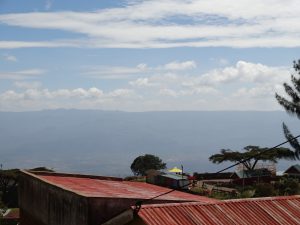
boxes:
[27,170,122,181]
[20,170,123,198]
[138,195,300,209]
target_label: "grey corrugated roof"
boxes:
[160,173,188,180]
[234,169,271,178]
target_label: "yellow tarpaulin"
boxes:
[168,167,182,173]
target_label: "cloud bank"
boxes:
[1,0,300,48]
[0,61,291,111]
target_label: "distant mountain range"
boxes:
[0,110,299,177]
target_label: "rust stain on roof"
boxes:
[138,195,300,225]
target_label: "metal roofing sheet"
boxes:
[160,174,188,180]
[138,195,300,225]
[36,173,218,203]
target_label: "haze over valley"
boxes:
[1,110,298,176]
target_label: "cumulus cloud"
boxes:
[129,78,159,87]
[0,87,138,102]
[1,0,300,48]
[128,61,289,107]
[0,86,137,111]
[184,61,290,87]
[0,61,291,111]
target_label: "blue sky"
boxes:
[0,0,299,111]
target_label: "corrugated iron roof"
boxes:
[160,173,188,180]
[234,168,272,179]
[138,195,300,225]
[32,172,217,203]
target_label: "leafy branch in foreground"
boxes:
[209,145,296,171]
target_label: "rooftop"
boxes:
[285,164,300,173]
[25,171,218,203]
[159,173,188,180]
[137,195,300,225]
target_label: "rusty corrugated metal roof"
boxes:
[31,172,217,203]
[138,195,300,225]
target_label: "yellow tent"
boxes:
[168,167,182,173]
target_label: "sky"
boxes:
[0,0,300,112]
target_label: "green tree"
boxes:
[255,183,276,197]
[130,154,166,176]
[209,145,295,171]
[0,169,19,207]
[275,177,300,195]
[275,60,300,158]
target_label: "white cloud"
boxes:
[1,0,300,48]
[129,78,158,87]
[0,69,45,80]
[164,61,196,70]
[0,86,138,111]
[0,61,291,111]
[233,85,275,98]
[108,89,135,98]
[2,54,17,62]
[188,61,290,86]
[0,40,79,49]
[85,61,196,79]
[84,64,148,79]
[0,87,136,101]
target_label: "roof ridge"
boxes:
[140,195,300,209]
[25,170,122,181]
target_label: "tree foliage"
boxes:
[209,145,295,171]
[275,60,300,158]
[130,154,166,176]
[0,169,19,207]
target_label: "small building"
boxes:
[146,173,190,190]
[231,168,273,185]
[19,170,218,225]
[104,195,300,225]
[284,164,300,178]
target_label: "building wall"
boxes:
[19,172,89,225]
[87,198,189,224]
[88,198,139,224]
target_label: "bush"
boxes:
[254,183,275,197]
[275,177,300,195]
